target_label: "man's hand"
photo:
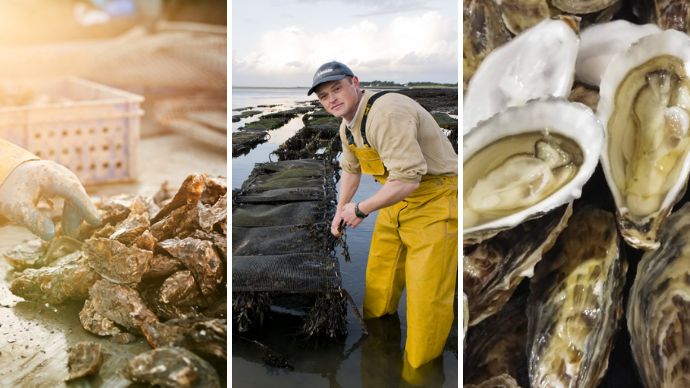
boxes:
[341,202,365,229]
[331,208,344,237]
[0,160,101,240]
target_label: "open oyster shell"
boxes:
[464,98,603,243]
[527,207,626,388]
[628,202,690,387]
[598,29,690,249]
[463,18,579,133]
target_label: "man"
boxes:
[0,139,100,240]
[308,61,458,375]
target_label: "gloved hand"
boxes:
[0,160,101,240]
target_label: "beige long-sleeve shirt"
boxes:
[339,90,458,183]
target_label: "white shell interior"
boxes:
[576,20,661,87]
[463,19,579,134]
[464,98,604,236]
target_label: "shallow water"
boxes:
[232,87,458,388]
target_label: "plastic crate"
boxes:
[0,77,144,185]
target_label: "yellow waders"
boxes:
[347,141,458,373]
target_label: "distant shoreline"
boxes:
[232,85,459,90]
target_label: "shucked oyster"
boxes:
[598,30,690,249]
[464,98,603,243]
[463,18,579,133]
[628,202,690,387]
[527,207,626,388]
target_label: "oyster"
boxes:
[464,290,529,387]
[464,98,603,243]
[654,0,690,32]
[463,18,579,133]
[628,202,690,387]
[123,346,221,388]
[527,207,626,388]
[551,0,619,14]
[10,251,100,304]
[598,30,690,249]
[84,237,152,284]
[464,203,572,325]
[82,279,159,334]
[464,374,520,388]
[497,0,550,35]
[463,0,511,92]
[66,341,104,381]
[576,20,661,87]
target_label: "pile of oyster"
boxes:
[3,174,226,386]
[464,2,690,387]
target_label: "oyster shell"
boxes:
[497,0,550,35]
[463,18,579,133]
[654,0,690,33]
[464,98,603,243]
[598,30,690,249]
[464,290,530,387]
[627,202,690,387]
[551,0,619,14]
[527,207,626,388]
[464,203,572,325]
[463,0,511,92]
[576,20,661,87]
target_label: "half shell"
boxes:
[463,18,579,133]
[464,98,603,243]
[598,29,690,249]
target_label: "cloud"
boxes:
[233,11,457,86]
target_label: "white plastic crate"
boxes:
[0,77,144,185]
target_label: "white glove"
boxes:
[0,160,101,240]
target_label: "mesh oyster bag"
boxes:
[231,159,339,294]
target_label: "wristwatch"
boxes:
[354,203,368,218]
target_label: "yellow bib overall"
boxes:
[346,95,458,373]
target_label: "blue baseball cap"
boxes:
[307,61,355,96]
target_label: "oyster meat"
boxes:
[464,98,603,243]
[598,30,690,249]
[628,202,690,387]
[527,207,626,388]
[463,18,579,133]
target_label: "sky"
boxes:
[231,0,458,87]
